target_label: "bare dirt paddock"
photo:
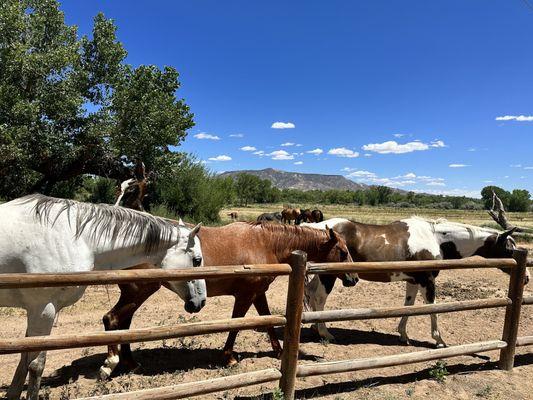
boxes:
[1,206,533,399]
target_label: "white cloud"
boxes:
[362,140,432,154]
[294,161,303,165]
[271,122,295,129]
[229,133,244,138]
[496,115,533,122]
[364,153,372,157]
[253,150,265,156]
[449,163,469,168]
[468,148,477,152]
[208,155,231,161]
[426,182,446,186]
[510,164,522,168]
[240,146,257,151]
[307,148,324,155]
[346,170,376,178]
[328,147,359,158]
[483,180,493,183]
[524,166,533,170]
[430,140,446,148]
[281,142,296,147]
[194,133,220,140]
[268,150,294,160]
[393,133,406,138]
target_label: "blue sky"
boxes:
[62,1,533,198]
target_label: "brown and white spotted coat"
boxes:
[303,217,529,347]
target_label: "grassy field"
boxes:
[221,203,533,232]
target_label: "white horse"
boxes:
[0,194,206,400]
[303,217,527,346]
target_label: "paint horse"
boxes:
[303,217,528,347]
[115,161,149,211]
[0,195,206,400]
[99,222,358,378]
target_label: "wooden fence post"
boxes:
[279,250,307,400]
[499,248,528,370]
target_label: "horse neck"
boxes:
[434,222,492,257]
[68,207,179,270]
[263,225,327,262]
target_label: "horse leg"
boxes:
[421,277,446,348]
[397,282,418,345]
[305,275,335,341]
[100,282,160,379]
[253,293,282,358]
[9,303,56,400]
[223,294,255,366]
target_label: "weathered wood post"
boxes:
[279,250,307,400]
[499,248,528,370]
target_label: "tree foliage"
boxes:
[0,0,193,198]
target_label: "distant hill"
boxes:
[219,168,369,191]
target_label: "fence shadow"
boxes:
[298,326,436,349]
[235,352,533,400]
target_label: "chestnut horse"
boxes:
[303,217,529,347]
[281,207,301,224]
[99,222,357,378]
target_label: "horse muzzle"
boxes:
[184,298,206,313]
[341,274,359,287]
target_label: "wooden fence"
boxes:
[0,249,530,400]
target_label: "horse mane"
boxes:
[247,222,332,255]
[408,216,500,235]
[18,194,178,254]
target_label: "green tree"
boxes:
[508,189,530,212]
[0,0,193,198]
[235,173,262,206]
[481,186,510,210]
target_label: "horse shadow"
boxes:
[39,345,317,389]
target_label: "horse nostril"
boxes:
[193,257,202,267]
[201,299,206,307]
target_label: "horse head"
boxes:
[474,227,529,284]
[318,226,358,287]
[161,223,207,313]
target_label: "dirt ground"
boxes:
[1,229,532,399]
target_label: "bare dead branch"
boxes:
[487,191,524,232]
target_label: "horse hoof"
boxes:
[99,366,112,381]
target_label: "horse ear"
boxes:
[189,223,202,238]
[178,217,185,225]
[498,227,518,243]
[327,226,337,242]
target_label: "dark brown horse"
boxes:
[99,222,356,378]
[296,209,324,224]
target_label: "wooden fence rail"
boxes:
[0,249,530,400]
[0,264,292,289]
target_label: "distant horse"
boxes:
[303,217,529,346]
[115,161,149,211]
[257,211,282,223]
[0,195,205,400]
[281,207,301,224]
[99,222,358,377]
[296,209,324,224]
[227,211,239,221]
